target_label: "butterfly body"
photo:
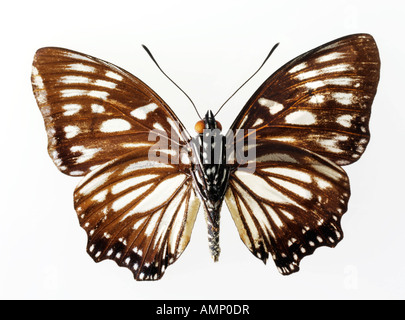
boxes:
[190,110,230,260]
[32,33,380,280]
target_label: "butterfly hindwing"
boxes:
[229,33,380,166]
[225,142,350,275]
[74,147,200,280]
[32,47,189,176]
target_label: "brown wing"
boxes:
[32,47,198,280]
[229,33,380,166]
[74,147,200,280]
[32,47,189,176]
[224,34,380,275]
[225,142,350,275]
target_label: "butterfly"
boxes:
[32,33,380,280]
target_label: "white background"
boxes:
[1,0,404,299]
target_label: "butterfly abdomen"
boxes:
[204,206,221,261]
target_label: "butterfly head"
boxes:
[194,110,222,134]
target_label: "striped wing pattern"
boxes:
[32,47,197,280]
[230,33,380,166]
[74,147,200,280]
[32,34,380,279]
[226,34,379,275]
[225,142,350,275]
[32,47,188,176]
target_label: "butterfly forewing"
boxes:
[74,147,200,280]
[32,47,189,176]
[229,33,380,165]
[225,142,350,274]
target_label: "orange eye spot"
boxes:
[194,120,205,134]
[194,120,222,133]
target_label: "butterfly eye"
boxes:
[194,120,205,133]
[194,120,222,133]
[216,121,222,131]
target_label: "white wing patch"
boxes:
[288,62,308,74]
[308,94,325,104]
[122,160,173,174]
[304,77,355,90]
[285,110,317,125]
[331,92,355,105]
[62,103,82,116]
[66,63,96,73]
[130,103,159,120]
[295,63,354,81]
[105,71,123,81]
[258,98,284,115]
[70,145,102,164]
[100,119,132,132]
[91,104,105,113]
[336,114,353,128]
[130,174,186,214]
[64,125,81,138]
[60,89,109,100]
[315,52,346,63]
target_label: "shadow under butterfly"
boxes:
[31,33,380,280]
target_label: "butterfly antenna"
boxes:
[142,45,203,120]
[214,42,280,117]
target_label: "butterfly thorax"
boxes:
[190,110,230,261]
